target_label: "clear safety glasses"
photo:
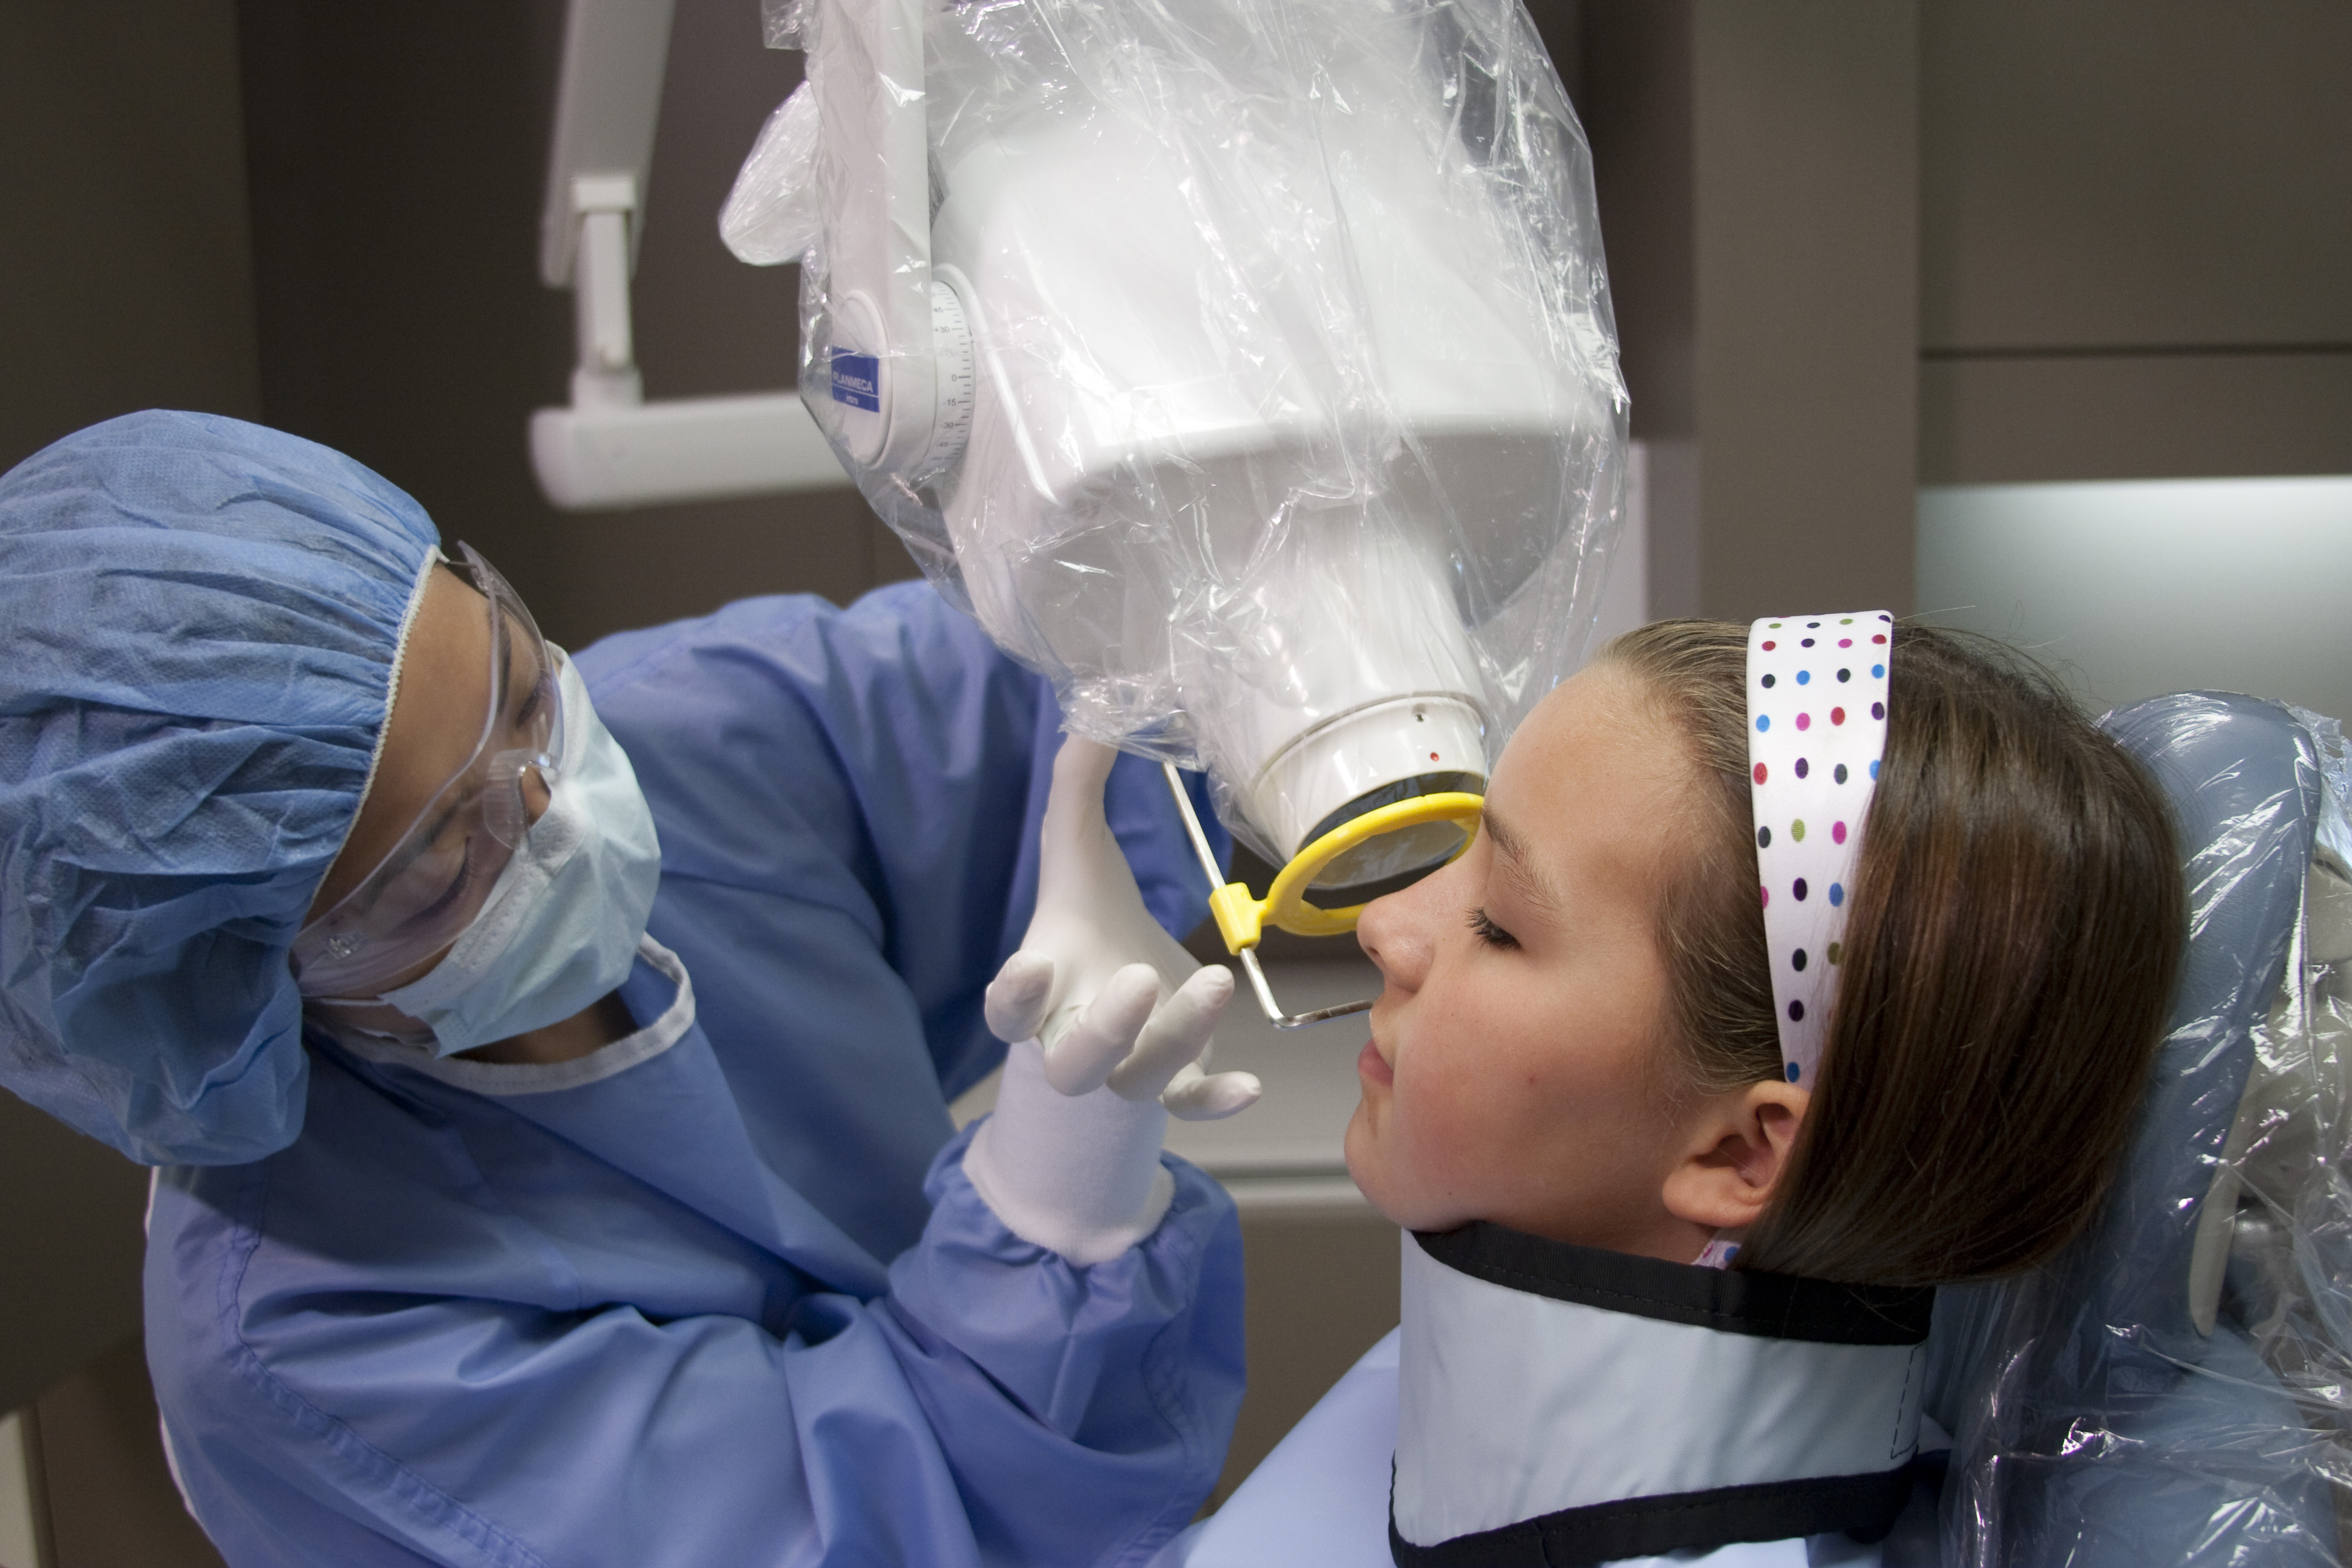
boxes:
[1163,764,1482,1028]
[292,543,567,999]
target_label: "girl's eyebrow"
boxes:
[1479,808,1564,913]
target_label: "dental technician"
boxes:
[0,410,1258,1568]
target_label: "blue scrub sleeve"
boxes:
[149,1103,1244,1568]
[577,581,1224,1106]
[889,1129,1247,1565]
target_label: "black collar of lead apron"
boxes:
[1389,1223,1933,1568]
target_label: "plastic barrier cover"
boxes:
[1929,696,2352,1568]
[731,0,1627,866]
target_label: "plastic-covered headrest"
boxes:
[1924,692,2341,1567]
[2089,692,2318,1341]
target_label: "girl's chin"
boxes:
[1341,1112,1402,1226]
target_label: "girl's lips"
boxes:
[1357,1038,1393,1089]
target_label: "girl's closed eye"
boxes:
[1467,907,1520,950]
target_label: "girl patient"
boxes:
[1207,617,2184,1568]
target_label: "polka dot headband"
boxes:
[1749,613,1892,1088]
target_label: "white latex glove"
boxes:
[963,737,1262,1264]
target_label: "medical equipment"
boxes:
[1165,765,1483,1028]
[972,739,1251,1259]
[530,0,844,506]
[781,0,1624,958]
[531,0,1623,1018]
[290,543,569,1004]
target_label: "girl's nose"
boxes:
[1356,879,1437,996]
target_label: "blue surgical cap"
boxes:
[0,411,440,1165]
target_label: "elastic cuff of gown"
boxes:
[964,1114,1177,1265]
[924,1120,1231,1267]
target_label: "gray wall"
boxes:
[1918,0,2352,485]
[1910,4,2352,716]
[1918,477,2352,722]
[1578,0,1922,622]
[1579,0,2352,621]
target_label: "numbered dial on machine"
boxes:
[920,278,976,479]
[822,277,975,481]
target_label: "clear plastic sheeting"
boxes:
[719,83,820,265]
[1923,693,2352,1568]
[737,0,1625,875]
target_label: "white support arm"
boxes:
[531,0,848,511]
[539,0,672,290]
[570,174,641,407]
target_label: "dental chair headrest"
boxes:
[2091,691,2318,1344]
[1916,691,2336,1568]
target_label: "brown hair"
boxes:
[1599,621,2184,1287]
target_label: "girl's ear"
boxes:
[1660,1080,1809,1232]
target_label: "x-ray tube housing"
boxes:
[788,0,1628,879]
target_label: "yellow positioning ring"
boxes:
[1207,792,1485,953]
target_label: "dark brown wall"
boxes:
[0,1,263,469]
[1921,1,2352,353]
[230,1,572,604]
[22,1341,227,1568]
[1580,0,1694,443]
[1579,0,1922,622]
[1208,1207,1401,1511]
[0,0,255,1426]
[1691,0,1921,622]
[234,0,907,655]
[0,1105,146,1422]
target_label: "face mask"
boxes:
[376,658,662,1056]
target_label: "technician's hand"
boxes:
[982,737,1260,1121]
[962,737,1259,1266]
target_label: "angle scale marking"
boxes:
[923,279,978,475]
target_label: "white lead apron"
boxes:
[1391,1224,1931,1566]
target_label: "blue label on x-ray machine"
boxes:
[829,350,881,412]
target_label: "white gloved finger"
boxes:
[1162,1063,1264,1122]
[1106,964,1235,1102]
[984,950,1056,1045]
[1040,962,1161,1097]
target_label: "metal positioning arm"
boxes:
[1163,763,1375,1030]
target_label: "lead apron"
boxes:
[1391,1224,1930,1567]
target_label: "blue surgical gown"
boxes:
[144,581,1245,1568]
